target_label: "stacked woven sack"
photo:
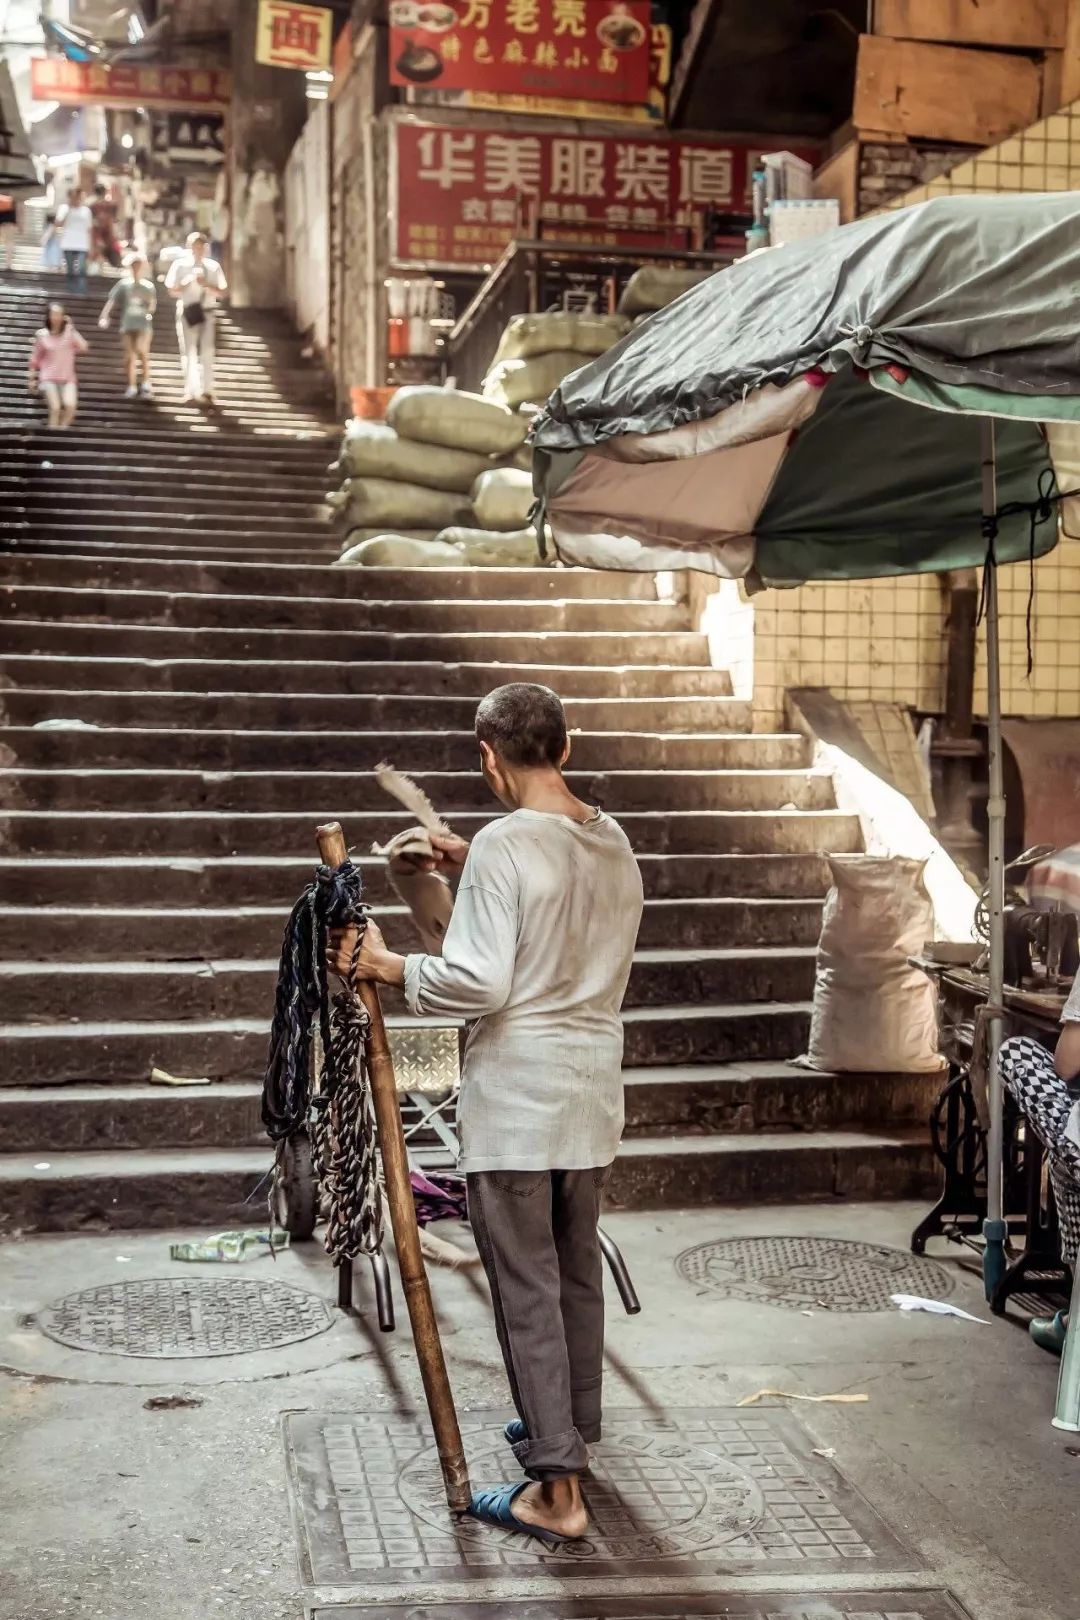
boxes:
[330,385,540,569]
[617,265,713,321]
[481,310,630,413]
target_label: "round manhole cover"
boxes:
[675,1235,954,1313]
[36,1276,336,1358]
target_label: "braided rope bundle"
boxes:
[262,858,384,1262]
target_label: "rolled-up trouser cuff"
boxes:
[513,1425,589,1481]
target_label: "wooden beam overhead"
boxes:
[874,0,1067,51]
[854,34,1043,146]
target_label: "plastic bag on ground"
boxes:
[492,311,630,365]
[334,418,493,492]
[471,466,534,531]
[334,476,472,532]
[483,351,585,411]
[802,854,941,1073]
[388,384,529,456]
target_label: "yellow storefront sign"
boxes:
[255,0,332,72]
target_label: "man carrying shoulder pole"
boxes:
[330,683,643,1542]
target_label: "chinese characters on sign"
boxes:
[389,0,651,106]
[393,123,817,267]
[255,0,332,71]
[29,58,232,109]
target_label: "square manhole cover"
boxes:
[309,1596,970,1619]
[285,1408,919,1588]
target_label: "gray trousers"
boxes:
[467,1167,609,1481]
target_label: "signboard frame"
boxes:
[387,112,818,271]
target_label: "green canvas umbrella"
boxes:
[532,191,1080,1300]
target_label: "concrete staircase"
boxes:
[0,269,939,1232]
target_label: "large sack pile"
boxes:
[482,311,629,411]
[329,386,547,569]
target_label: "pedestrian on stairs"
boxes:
[28,302,88,430]
[99,254,157,399]
[329,682,645,1545]
[56,189,92,294]
[164,230,227,407]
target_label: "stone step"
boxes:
[0,806,860,857]
[610,1130,939,1209]
[0,1001,811,1084]
[2,537,342,564]
[2,946,817,1022]
[2,642,713,688]
[0,469,331,497]
[0,553,660,601]
[621,1061,944,1135]
[0,1063,941,1154]
[0,898,824,959]
[0,437,334,469]
[0,584,686,633]
[16,524,335,550]
[0,767,835,815]
[0,1129,940,1232]
[0,851,833,909]
[3,626,711,672]
[2,724,789,772]
[0,690,747,735]
[11,498,332,531]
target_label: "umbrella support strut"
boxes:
[980,418,1008,1301]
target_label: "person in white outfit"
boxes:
[164,230,227,406]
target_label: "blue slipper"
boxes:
[466,1482,572,1544]
[504,1419,527,1448]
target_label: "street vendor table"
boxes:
[911,960,1071,1314]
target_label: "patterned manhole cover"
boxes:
[284,1407,916,1586]
[36,1276,336,1358]
[311,1597,969,1620]
[676,1235,954,1313]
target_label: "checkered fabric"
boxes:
[1000,1035,1080,1264]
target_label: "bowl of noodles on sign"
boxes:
[596,5,646,51]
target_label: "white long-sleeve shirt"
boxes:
[403,808,644,1173]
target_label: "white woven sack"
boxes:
[803,855,941,1073]
[388,385,528,456]
[336,419,493,492]
[336,534,465,568]
[483,351,584,410]
[492,311,629,365]
[435,526,541,566]
[470,467,534,531]
[617,265,712,317]
[336,477,472,532]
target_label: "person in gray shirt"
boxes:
[330,682,644,1543]
[99,253,157,398]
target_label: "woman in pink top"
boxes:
[28,302,89,429]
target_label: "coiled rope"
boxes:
[262,859,384,1263]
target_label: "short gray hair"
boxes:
[475,683,567,768]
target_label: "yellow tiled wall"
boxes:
[734,99,1080,731]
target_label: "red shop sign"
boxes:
[389,1,651,106]
[30,57,232,109]
[392,122,818,268]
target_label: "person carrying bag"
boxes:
[164,230,227,406]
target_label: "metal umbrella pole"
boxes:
[980,417,1008,1300]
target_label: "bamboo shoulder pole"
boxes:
[317,821,471,1514]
